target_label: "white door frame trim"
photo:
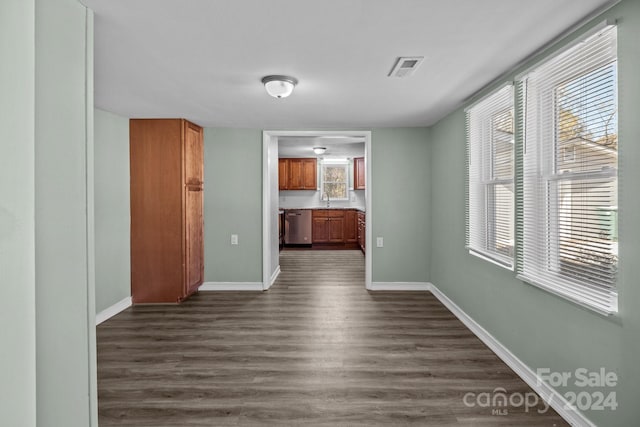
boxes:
[262,130,372,290]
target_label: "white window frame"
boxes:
[465,84,515,269]
[516,24,618,315]
[320,160,349,201]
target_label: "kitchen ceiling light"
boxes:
[261,75,298,98]
[313,147,326,155]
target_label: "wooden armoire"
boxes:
[130,119,204,303]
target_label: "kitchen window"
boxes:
[516,24,618,314]
[465,84,515,269]
[321,160,349,201]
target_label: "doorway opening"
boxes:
[262,131,372,291]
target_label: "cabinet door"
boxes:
[354,157,365,190]
[312,217,329,242]
[130,119,185,303]
[185,186,204,295]
[357,212,366,252]
[278,159,289,190]
[183,120,204,297]
[329,217,344,242]
[288,159,303,190]
[361,218,366,252]
[184,121,203,186]
[301,159,317,189]
[344,210,358,243]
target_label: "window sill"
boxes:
[468,249,514,271]
[516,273,618,316]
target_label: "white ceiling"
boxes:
[278,136,364,158]
[83,0,615,129]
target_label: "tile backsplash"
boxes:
[279,190,365,210]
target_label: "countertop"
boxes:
[282,207,365,213]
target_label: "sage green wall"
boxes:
[0,0,36,425]
[204,128,263,283]
[429,1,640,425]
[202,128,432,284]
[371,128,431,283]
[95,109,131,313]
[35,0,96,425]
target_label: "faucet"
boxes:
[323,192,330,208]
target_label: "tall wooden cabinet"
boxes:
[130,119,204,303]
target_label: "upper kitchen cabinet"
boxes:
[130,119,204,304]
[280,158,317,190]
[354,157,365,190]
[278,159,289,190]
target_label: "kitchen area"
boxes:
[277,136,366,253]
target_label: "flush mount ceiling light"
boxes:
[261,75,298,98]
[312,147,326,155]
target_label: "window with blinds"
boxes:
[466,85,515,268]
[517,25,618,314]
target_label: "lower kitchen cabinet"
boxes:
[312,216,329,242]
[312,210,344,243]
[344,210,358,243]
[357,211,366,253]
[329,216,344,242]
[312,209,363,247]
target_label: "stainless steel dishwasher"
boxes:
[284,209,312,245]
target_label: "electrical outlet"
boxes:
[376,237,383,247]
[231,234,238,245]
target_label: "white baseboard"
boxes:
[429,283,594,427]
[199,282,264,291]
[268,266,281,289]
[96,296,132,325]
[369,281,431,291]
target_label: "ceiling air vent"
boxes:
[388,56,424,78]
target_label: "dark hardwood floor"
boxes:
[97,250,568,426]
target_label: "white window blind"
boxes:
[517,25,618,314]
[466,84,515,268]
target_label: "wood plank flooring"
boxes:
[97,250,568,426]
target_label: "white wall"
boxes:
[0,0,36,425]
[269,137,279,282]
[1,1,97,425]
[35,0,96,425]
